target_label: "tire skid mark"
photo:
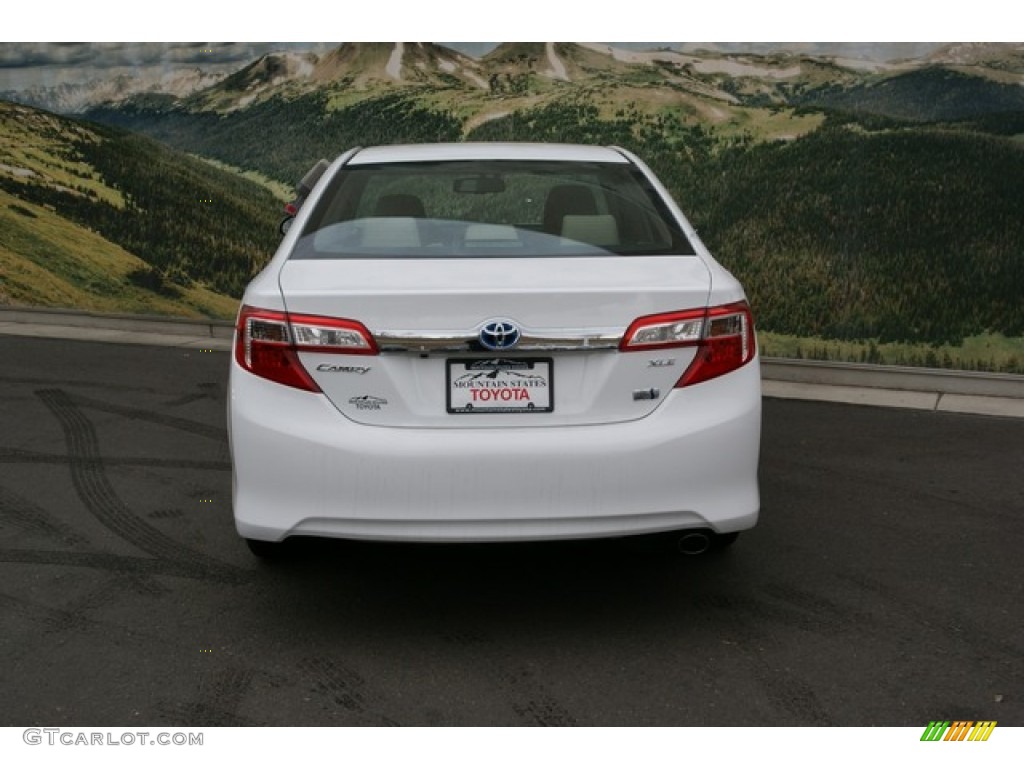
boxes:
[298,657,366,712]
[298,656,400,725]
[0,574,234,665]
[693,593,834,725]
[511,697,578,727]
[160,666,262,726]
[162,393,211,408]
[68,392,227,442]
[164,382,222,408]
[0,448,230,472]
[148,509,183,520]
[693,593,818,635]
[777,457,1002,518]
[498,666,578,726]
[35,389,244,583]
[0,484,89,545]
[436,628,579,725]
[39,576,167,634]
[0,548,248,584]
[48,580,114,632]
[0,374,157,393]
[836,570,1024,661]
[758,582,879,633]
[759,583,849,617]
[0,586,189,665]
[0,590,98,634]
[752,664,834,725]
[123,571,170,597]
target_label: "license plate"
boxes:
[447,358,553,414]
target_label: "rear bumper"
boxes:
[229,359,761,543]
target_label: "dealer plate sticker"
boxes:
[447,358,553,414]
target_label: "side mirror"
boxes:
[279,216,294,236]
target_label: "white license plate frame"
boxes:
[446,358,554,414]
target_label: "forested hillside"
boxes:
[792,68,1024,122]
[1,100,282,306]
[469,102,1024,347]
[691,125,1024,344]
[83,94,1024,352]
[88,91,464,185]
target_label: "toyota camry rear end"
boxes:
[228,142,760,556]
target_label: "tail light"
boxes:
[234,305,378,392]
[621,301,755,387]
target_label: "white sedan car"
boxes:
[229,142,761,557]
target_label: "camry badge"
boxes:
[479,320,521,351]
[317,364,371,374]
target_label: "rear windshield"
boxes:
[291,159,695,259]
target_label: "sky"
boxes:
[7,0,1002,39]
[2,0,1010,91]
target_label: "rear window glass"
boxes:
[291,159,695,259]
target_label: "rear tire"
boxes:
[245,538,285,560]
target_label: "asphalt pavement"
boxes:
[0,333,1021,726]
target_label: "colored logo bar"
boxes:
[920,721,997,741]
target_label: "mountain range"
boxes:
[5,42,1023,118]
[2,42,1023,367]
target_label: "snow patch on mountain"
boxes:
[464,70,488,89]
[545,42,569,81]
[690,59,802,79]
[465,110,510,132]
[930,42,1024,65]
[292,56,314,78]
[578,42,696,67]
[386,43,404,80]
[827,57,896,73]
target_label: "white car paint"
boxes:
[230,143,761,549]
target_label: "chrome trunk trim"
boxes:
[374,328,622,353]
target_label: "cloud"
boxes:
[0,42,345,91]
[0,42,274,70]
[0,42,355,74]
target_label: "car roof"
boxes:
[346,142,630,166]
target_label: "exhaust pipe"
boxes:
[677,531,712,555]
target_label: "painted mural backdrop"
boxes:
[2,42,1023,372]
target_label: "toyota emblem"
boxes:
[479,320,521,351]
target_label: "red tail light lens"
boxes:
[234,305,378,392]
[621,301,756,387]
[676,302,756,387]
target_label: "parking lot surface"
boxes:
[0,335,1021,726]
